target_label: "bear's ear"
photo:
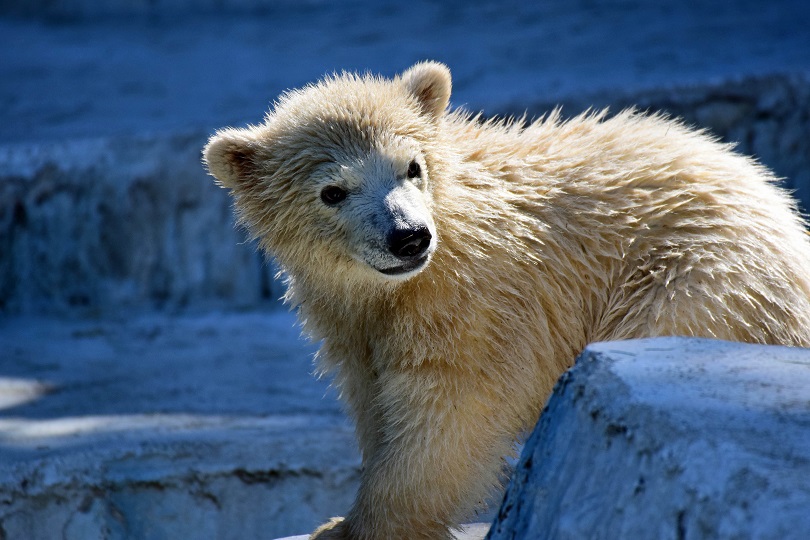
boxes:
[401,61,452,120]
[203,127,262,188]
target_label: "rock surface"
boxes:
[488,338,810,540]
[0,133,283,315]
[0,311,360,539]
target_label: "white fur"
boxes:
[204,62,810,540]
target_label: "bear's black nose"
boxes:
[388,226,432,259]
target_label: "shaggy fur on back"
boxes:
[204,62,810,540]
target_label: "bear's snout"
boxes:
[387,226,432,260]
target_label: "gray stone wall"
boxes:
[0,133,281,315]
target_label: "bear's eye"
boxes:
[407,159,421,179]
[320,185,347,205]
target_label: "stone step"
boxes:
[0,311,360,539]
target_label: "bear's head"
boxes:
[204,61,452,288]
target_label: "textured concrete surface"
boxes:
[489,338,810,540]
[0,133,283,315]
[3,1,810,145]
[0,311,361,539]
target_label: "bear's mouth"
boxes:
[376,254,430,276]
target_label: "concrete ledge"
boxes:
[0,416,358,540]
[0,311,360,539]
[0,133,283,315]
[489,338,810,540]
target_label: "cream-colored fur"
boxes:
[204,62,810,540]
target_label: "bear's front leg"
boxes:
[314,365,513,540]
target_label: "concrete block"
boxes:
[489,338,810,540]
